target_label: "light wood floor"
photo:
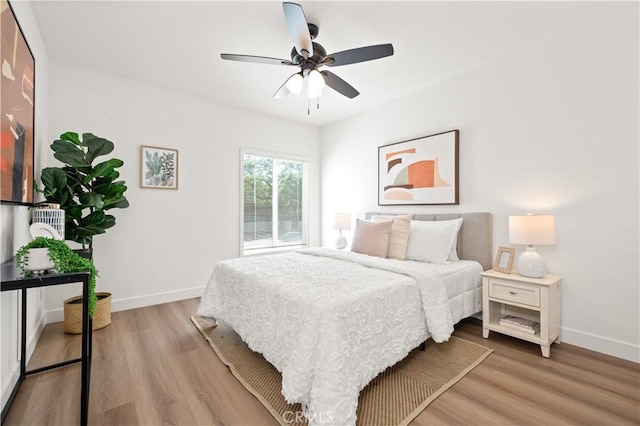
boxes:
[3,298,639,425]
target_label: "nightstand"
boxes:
[481,269,561,358]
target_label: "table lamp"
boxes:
[508,214,556,278]
[334,213,351,249]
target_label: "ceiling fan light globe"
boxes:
[308,69,325,92]
[285,73,304,94]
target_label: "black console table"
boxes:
[1,258,92,426]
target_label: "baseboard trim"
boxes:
[45,286,205,323]
[2,308,45,413]
[561,326,639,363]
[27,311,46,361]
[1,364,19,412]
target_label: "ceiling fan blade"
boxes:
[221,53,296,66]
[283,2,313,58]
[273,78,292,99]
[320,71,360,99]
[325,44,394,67]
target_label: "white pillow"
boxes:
[448,218,463,261]
[406,219,461,264]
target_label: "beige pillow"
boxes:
[351,219,393,258]
[371,214,412,260]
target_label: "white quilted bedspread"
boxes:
[196,248,454,426]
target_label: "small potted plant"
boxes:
[15,237,111,333]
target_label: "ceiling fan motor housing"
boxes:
[308,23,319,40]
[290,41,328,71]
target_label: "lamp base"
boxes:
[516,247,547,278]
[335,234,347,249]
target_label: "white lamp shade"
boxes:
[334,213,351,231]
[307,69,325,98]
[285,73,303,94]
[509,214,556,245]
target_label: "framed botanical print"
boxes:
[140,145,178,190]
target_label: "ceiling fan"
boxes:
[220,2,394,102]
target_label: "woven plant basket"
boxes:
[64,292,111,334]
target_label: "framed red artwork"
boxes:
[1,0,35,205]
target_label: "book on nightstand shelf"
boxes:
[499,315,539,334]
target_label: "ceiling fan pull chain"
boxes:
[317,98,320,110]
[307,98,310,115]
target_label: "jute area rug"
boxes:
[191,316,492,426]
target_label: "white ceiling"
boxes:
[30,1,573,127]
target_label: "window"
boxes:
[241,149,308,255]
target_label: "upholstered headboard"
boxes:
[365,212,493,270]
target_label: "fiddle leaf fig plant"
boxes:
[16,237,98,315]
[37,132,129,248]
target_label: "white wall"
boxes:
[44,61,320,320]
[1,5,635,415]
[0,0,50,410]
[320,3,639,362]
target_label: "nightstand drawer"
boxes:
[489,279,540,307]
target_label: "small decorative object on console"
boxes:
[31,204,65,240]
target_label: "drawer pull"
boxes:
[509,291,517,295]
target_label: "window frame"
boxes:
[240,147,309,256]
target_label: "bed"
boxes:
[196,212,492,425]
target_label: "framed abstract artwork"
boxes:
[378,129,459,205]
[140,145,179,190]
[1,0,35,205]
